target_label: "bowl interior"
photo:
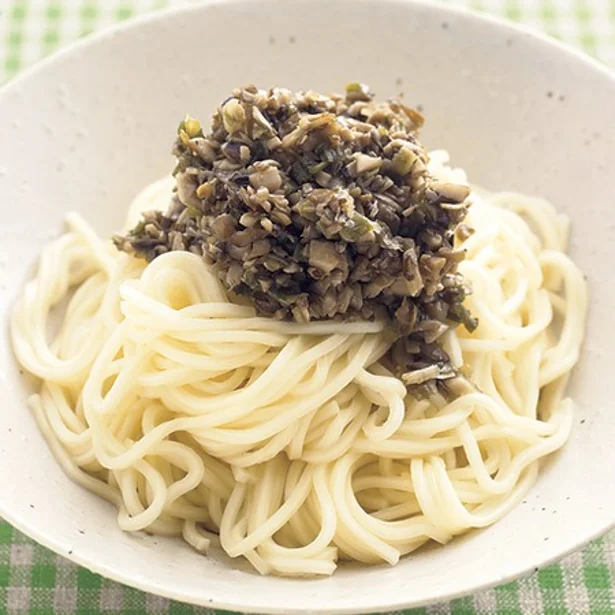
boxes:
[1,0,615,612]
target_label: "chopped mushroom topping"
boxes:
[115,84,476,371]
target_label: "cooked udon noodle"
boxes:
[11,152,587,576]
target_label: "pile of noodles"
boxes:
[11,152,587,576]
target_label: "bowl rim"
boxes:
[1,0,614,612]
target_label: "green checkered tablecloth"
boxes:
[1,1,614,613]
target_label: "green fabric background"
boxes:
[1,1,614,613]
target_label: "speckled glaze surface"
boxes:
[0,0,614,612]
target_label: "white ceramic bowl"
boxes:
[1,0,614,612]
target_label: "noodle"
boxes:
[10,153,587,576]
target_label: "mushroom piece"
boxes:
[430,181,471,204]
[308,240,345,275]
